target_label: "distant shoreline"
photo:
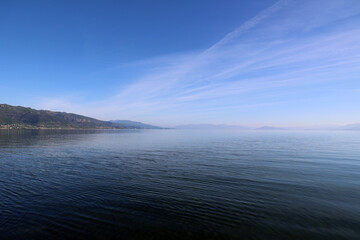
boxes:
[0,127,122,130]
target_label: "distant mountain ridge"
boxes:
[1,104,359,130]
[256,126,285,130]
[0,104,121,129]
[0,104,164,130]
[172,124,360,131]
[173,124,249,129]
[110,120,163,129]
[339,123,360,130]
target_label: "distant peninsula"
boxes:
[0,104,161,130]
[110,120,163,129]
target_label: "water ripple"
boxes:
[1,129,360,239]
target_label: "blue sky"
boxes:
[1,0,360,127]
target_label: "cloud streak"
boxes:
[37,0,360,126]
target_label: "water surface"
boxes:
[1,129,359,239]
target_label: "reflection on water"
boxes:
[1,129,360,239]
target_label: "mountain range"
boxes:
[110,120,163,129]
[0,104,161,129]
[1,104,359,130]
[172,123,360,131]
[173,124,249,130]
[256,126,285,130]
[338,123,360,130]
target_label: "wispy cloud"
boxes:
[205,0,291,53]
[37,0,360,126]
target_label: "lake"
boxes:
[0,129,359,239]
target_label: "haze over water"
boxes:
[1,129,359,239]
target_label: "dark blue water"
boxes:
[0,129,359,239]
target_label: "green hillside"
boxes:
[0,104,121,129]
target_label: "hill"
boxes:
[110,120,163,129]
[0,104,121,129]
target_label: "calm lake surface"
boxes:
[0,129,359,239]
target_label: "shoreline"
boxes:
[0,127,123,130]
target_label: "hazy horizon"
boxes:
[1,0,360,126]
